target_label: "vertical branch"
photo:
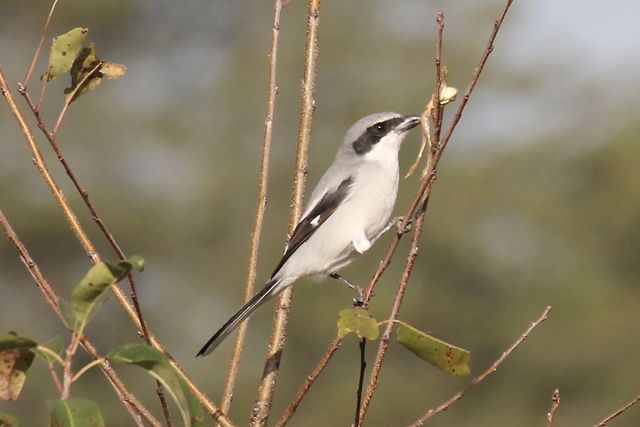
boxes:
[251,0,321,425]
[354,338,367,427]
[1,67,234,426]
[220,0,284,416]
[546,388,560,427]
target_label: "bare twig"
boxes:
[220,0,284,416]
[594,394,640,427]
[1,68,234,426]
[354,338,367,427]
[358,198,429,422]
[408,306,552,426]
[0,210,159,427]
[22,0,59,87]
[250,1,321,425]
[275,337,342,426]
[547,388,560,427]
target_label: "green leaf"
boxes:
[337,308,379,340]
[0,332,36,352]
[0,412,19,427]
[396,324,471,376]
[0,333,36,401]
[44,27,89,81]
[107,344,204,426]
[70,257,144,329]
[47,399,105,427]
[64,43,102,102]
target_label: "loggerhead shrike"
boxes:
[197,112,420,357]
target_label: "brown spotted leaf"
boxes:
[397,323,471,376]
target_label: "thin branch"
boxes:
[0,67,99,262]
[275,337,342,426]
[437,0,514,153]
[220,0,284,416]
[358,198,429,422]
[250,0,321,425]
[407,306,552,426]
[0,209,159,427]
[354,338,367,427]
[547,388,560,427]
[23,0,59,87]
[1,68,234,426]
[51,60,102,136]
[594,394,640,427]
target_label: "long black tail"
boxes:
[196,278,280,357]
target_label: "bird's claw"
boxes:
[395,216,413,235]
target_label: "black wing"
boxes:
[271,176,353,278]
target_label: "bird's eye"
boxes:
[373,122,386,133]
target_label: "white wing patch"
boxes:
[310,215,320,227]
[353,231,372,254]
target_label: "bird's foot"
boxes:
[395,216,413,235]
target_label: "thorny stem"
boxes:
[0,210,159,427]
[1,68,234,426]
[220,0,284,417]
[251,0,321,425]
[407,306,552,426]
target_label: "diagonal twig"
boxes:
[408,306,552,426]
[220,0,284,417]
[594,394,640,427]
[0,210,159,427]
[250,0,322,425]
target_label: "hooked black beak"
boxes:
[397,115,421,132]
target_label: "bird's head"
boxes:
[341,112,420,163]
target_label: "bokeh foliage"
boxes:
[1,0,639,425]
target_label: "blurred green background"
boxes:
[1,0,639,426]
